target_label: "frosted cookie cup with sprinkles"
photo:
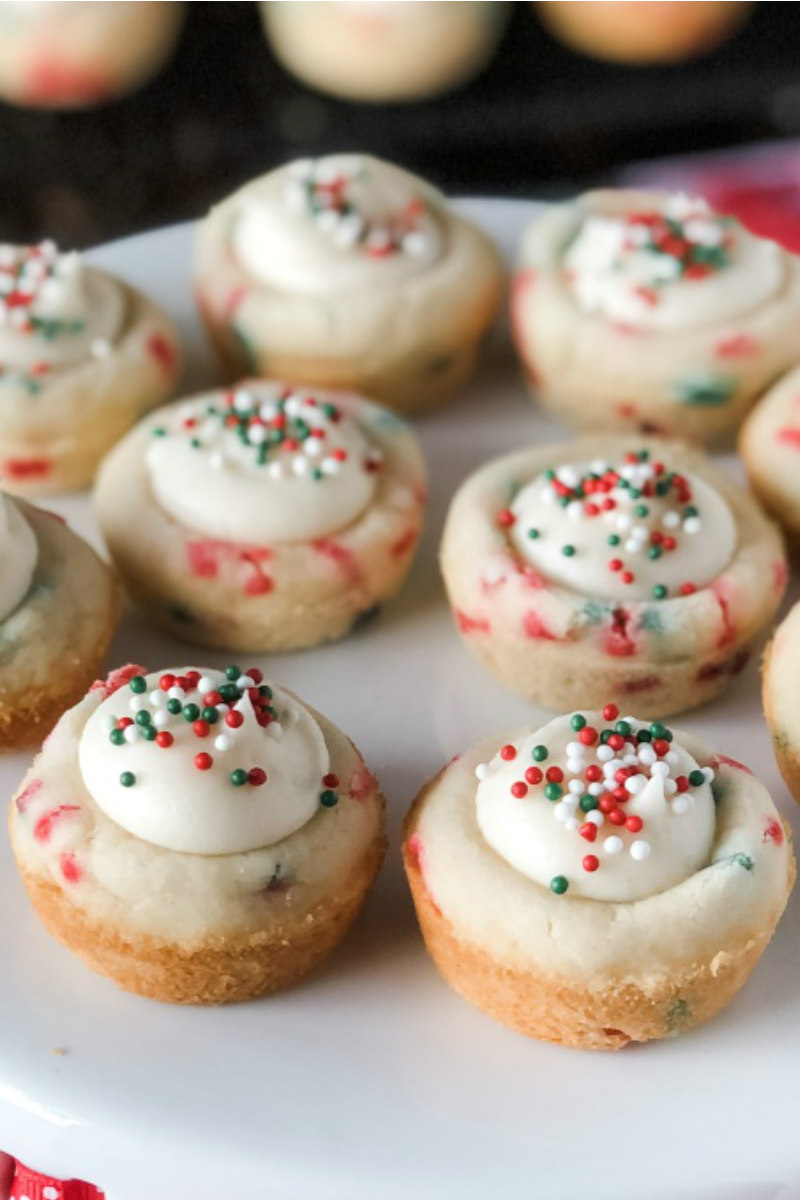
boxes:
[763,602,800,806]
[0,239,181,496]
[441,435,786,717]
[95,381,426,651]
[194,153,504,414]
[0,489,119,750]
[512,190,800,443]
[9,664,386,1004]
[740,363,800,551]
[403,705,794,1049]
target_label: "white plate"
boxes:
[1,200,799,1200]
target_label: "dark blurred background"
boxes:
[4,0,800,248]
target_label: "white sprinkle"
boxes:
[651,761,670,777]
[209,451,225,471]
[624,538,641,554]
[123,726,139,744]
[590,458,608,474]
[216,703,230,716]
[623,753,639,767]
[616,513,633,532]
[153,710,170,729]
[672,794,693,815]
[267,461,285,480]
[321,457,342,475]
[104,714,117,731]
[588,782,604,796]
[596,745,615,762]
[317,208,341,234]
[566,741,584,758]
[630,840,651,861]
[586,810,604,827]
[129,694,147,713]
[663,511,681,529]
[214,734,232,752]
[91,338,111,359]
[568,779,584,795]
[402,231,429,257]
[664,778,677,796]
[565,817,579,832]
[625,774,647,795]
[638,744,656,766]
[198,676,216,695]
[684,517,701,535]
[566,757,584,777]
[149,690,165,708]
[567,501,583,522]
[604,835,623,855]
[665,751,680,766]
[237,675,255,689]
[291,456,309,476]
[233,389,253,414]
[554,802,571,823]
[475,763,489,781]
[702,766,715,783]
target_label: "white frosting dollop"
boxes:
[564,194,783,330]
[0,492,37,622]
[146,384,381,543]
[508,451,736,602]
[0,241,124,371]
[79,667,334,856]
[475,709,716,902]
[231,154,444,296]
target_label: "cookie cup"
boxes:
[0,275,181,497]
[0,502,119,750]
[441,435,786,717]
[94,389,427,652]
[740,363,800,552]
[195,183,504,415]
[512,190,800,443]
[403,729,794,1049]
[9,673,385,1004]
[763,602,800,804]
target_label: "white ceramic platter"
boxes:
[1,201,799,1200]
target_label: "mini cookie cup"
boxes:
[403,728,794,1049]
[9,668,386,1004]
[94,388,427,652]
[0,502,120,750]
[441,434,786,717]
[0,274,181,497]
[512,190,800,444]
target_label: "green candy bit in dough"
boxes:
[664,997,691,1035]
[674,373,736,408]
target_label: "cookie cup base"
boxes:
[15,831,386,1005]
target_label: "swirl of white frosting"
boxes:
[231,154,444,296]
[475,709,716,902]
[508,451,736,602]
[78,667,333,855]
[0,241,124,371]
[145,384,381,543]
[564,194,783,330]
[0,493,37,623]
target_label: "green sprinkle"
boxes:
[650,722,668,739]
[259,685,273,699]
[190,437,201,449]
[109,728,124,746]
[120,771,136,788]
[141,726,157,741]
[183,703,200,722]
[579,795,598,813]
[166,698,182,715]
[689,769,705,787]
[544,783,563,801]
[527,528,540,539]
[571,714,587,731]
[322,403,338,420]
[201,706,219,724]
[684,505,699,518]
[129,676,146,694]
[652,584,668,600]
[544,468,556,481]
[648,545,663,560]
[219,683,240,702]
[608,534,621,547]
[635,504,649,518]
[532,744,548,762]
[615,720,631,737]
[561,544,576,557]
[135,710,152,726]
[230,769,248,787]
[320,790,338,808]
[600,729,613,744]
[225,665,240,680]
[636,729,652,743]
[152,427,166,437]
[550,875,569,895]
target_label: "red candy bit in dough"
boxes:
[763,818,785,846]
[710,752,754,776]
[59,852,84,885]
[777,427,800,449]
[348,763,377,802]
[2,457,51,480]
[91,664,147,698]
[603,608,637,658]
[522,609,557,641]
[15,778,43,814]
[620,674,662,695]
[390,528,418,558]
[710,580,737,649]
[713,333,760,359]
[146,333,177,376]
[186,539,220,579]
[312,538,364,586]
[25,58,110,106]
[773,559,790,592]
[34,805,81,843]
[455,609,490,635]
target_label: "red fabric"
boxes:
[9,1159,103,1200]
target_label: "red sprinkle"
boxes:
[603,703,620,721]
[248,767,267,786]
[583,855,599,872]
[156,732,173,748]
[578,727,598,746]
[525,767,543,785]
[193,720,210,738]
[323,773,339,788]
[500,744,517,761]
[226,711,244,728]
[545,766,564,783]
[579,823,597,842]
[496,509,515,528]
[608,809,626,826]
[625,815,643,833]
[511,782,528,799]
[586,765,603,783]
[195,752,213,771]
